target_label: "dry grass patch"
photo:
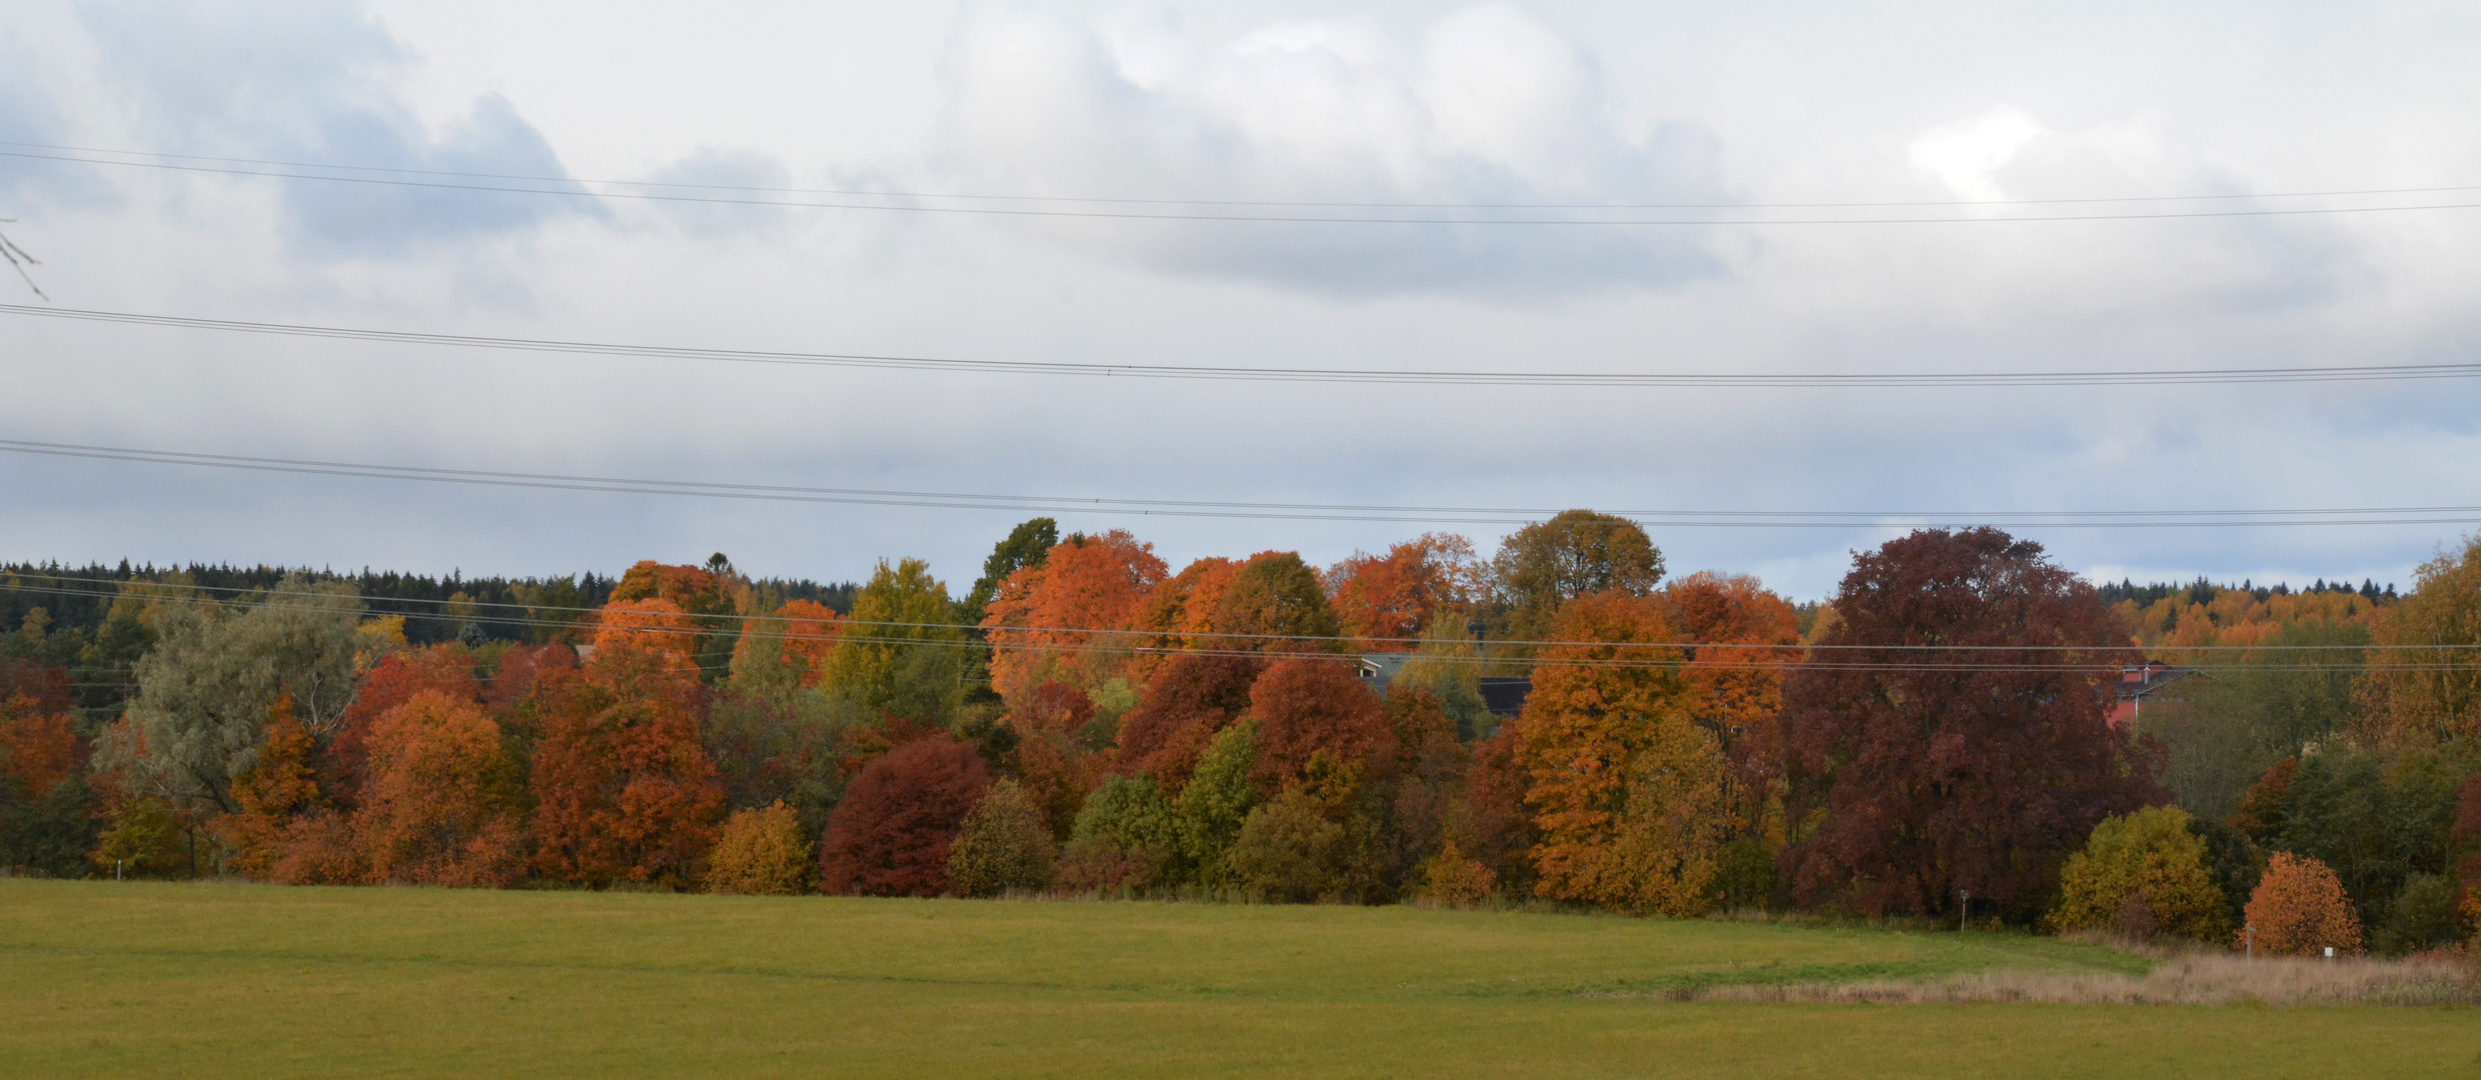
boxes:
[1698,949,2476,1006]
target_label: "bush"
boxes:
[2240,851,2363,956]
[1413,841,1496,907]
[947,781,1056,897]
[1229,788,1352,903]
[1054,775,1177,894]
[2048,806,2230,941]
[705,801,813,895]
[819,736,990,896]
[2373,872,2463,956]
[1173,721,1259,888]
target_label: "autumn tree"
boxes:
[213,697,325,879]
[0,691,89,875]
[1327,534,1480,650]
[1517,592,1726,915]
[1213,552,1345,649]
[1248,657,1396,796]
[356,690,527,887]
[1450,717,1539,896]
[1006,681,1107,839]
[529,637,725,888]
[820,558,967,722]
[1229,788,1357,902]
[1781,529,2160,919]
[609,558,749,676]
[705,801,813,895]
[818,735,989,896]
[2242,852,2364,955]
[728,598,842,700]
[982,530,1168,706]
[2047,806,2229,940]
[1112,652,1264,794]
[1491,510,1664,643]
[947,779,1056,896]
[1393,613,1493,740]
[2352,534,2481,747]
[592,598,703,667]
[323,643,484,807]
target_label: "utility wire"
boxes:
[5,438,2477,531]
[4,572,2462,655]
[11,148,2481,225]
[10,139,2479,211]
[7,305,2477,388]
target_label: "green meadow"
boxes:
[1,879,2474,1078]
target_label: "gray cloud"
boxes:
[76,0,596,258]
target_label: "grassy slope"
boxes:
[1,880,2474,1078]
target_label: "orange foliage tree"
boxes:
[1246,657,1396,796]
[324,644,483,806]
[748,598,842,686]
[213,697,325,880]
[1662,572,1802,834]
[1517,592,1728,914]
[983,530,1168,706]
[1326,534,1479,651]
[592,598,704,668]
[2241,851,2364,955]
[818,735,990,896]
[529,637,725,888]
[355,689,526,887]
[0,693,79,801]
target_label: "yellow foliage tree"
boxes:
[705,801,814,895]
[2047,805,2229,941]
[2353,535,2481,747]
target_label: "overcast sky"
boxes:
[2,0,2476,600]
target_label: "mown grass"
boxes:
[2,879,2476,1078]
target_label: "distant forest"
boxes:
[0,560,859,646]
[2095,576,2398,609]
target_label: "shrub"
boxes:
[2241,851,2364,956]
[90,797,187,879]
[705,801,813,895]
[1054,775,1178,894]
[819,736,990,896]
[947,780,1056,897]
[2049,806,2230,941]
[1413,841,1497,907]
[1229,788,1352,903]
[2373,872,2463,956]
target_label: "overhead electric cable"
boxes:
[5,438,2478,531]
[5,573,2462,655]
[9,148,2481,224]
[7,305,2478,388]
[10,139,2479,211]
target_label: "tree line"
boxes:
[1,517,2475,958]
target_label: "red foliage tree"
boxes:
[1326,534,1478,650]
[0,658,73,718]
[528,637,725,888]
[1451,716,1538,896]
[1781,528,2160,918]
[818,735,991,896]
[609,560,738,616]
[1112,652,1264,794]
[1247,657,1396,795]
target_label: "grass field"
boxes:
[3,880,2476,1078]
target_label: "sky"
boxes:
[1,0,2476,600]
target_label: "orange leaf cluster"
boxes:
[0,693,79,801]
[592,597,704,667]
[216,697,325,879]
[356,690,526,887]
[983,530,1167,705]
[1326,534,1477,650]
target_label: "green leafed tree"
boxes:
[1174,719,1260,889]
[100,576,363,816]
[947,779,1056,896]
[821,558,966,723]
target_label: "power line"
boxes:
[5,437,2477,530]
[8,305,2478,389]
[11,147,2481,225]
[10,139,2478,211]
[3,572,2463,655]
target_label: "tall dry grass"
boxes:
[1697,947,2478,1006]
